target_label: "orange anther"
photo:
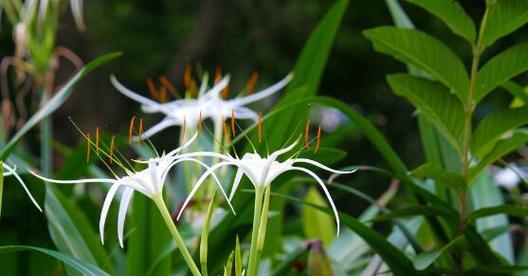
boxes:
[231,110,236,137]
[109,135,116,164]
[214,67,222,84]
[128,116,136,144]
[181,117,187,144]
[258,112,262,143]
[221,84,230,99]
[159,75,176,93]
[159,87,168,103]
[189,80,198,98]
[304,120,311,149]
[86,133,91,163]
[246,71,259,94]
[95,127,100,155]
[314,124,322,154]
[184,64,192,91]
[138,118,143,146]
[222,117,230,141]
[198,111,203,133]
[147,78,159,100]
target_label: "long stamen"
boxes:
[159,86,167,103]
[314,124,322,154]
[222,84,230,99]
[159,75,176,93]
[246,70,259,94]
[231,109,236,137]
[258,111,262,143]
[304,120,311,149]
[96,127,100,155]
[86,133,91,163]
[110,135,116,164]
[147,78,159,100]
[138,118,143,146]
[181,116,187,145]
[214,67,222,84]
[222,117,230,141]
[128,116,136,145]
[198,111,203,134]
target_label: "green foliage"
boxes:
[302,187,336,246]
[480,0,528,49]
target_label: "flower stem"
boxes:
[153,196,202,276]
[247,186,265,276]
[40,85,53,177]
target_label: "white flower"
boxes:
[2,161,42,212]
[492,165,522,189]
[173,140,356,235]
[30,133,234,247]
[110,73,292,139]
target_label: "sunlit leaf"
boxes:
[405,0,476,42]
[302,187,336,246]
[363,26,469,102]
[387,73,465,152]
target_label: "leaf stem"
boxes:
[247,186,265,276]
[153,196,202,276]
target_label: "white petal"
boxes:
[230,106,259,121]
[4,164,42,212]
[117,187,134,248]
[166,132,199,157]
[176,161,233,221]
[110,75,163,108]
[29,169,115,184]
[229,168,244,201]
[99,184,121,245]
[202,75,230,100]
[293,158,357,174]
[198,74,209,96]
[69,0,85,31]
[289,166,340,236]
[228,74,292,107]
[269,140,299,161]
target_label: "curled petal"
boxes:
[230,106,259,121]
[99,184,121,244]
[132,117,177,141]
[289,166,340,236]
[229,168,244,201]
[166,132,199,157]
[293,158,357,175]
[269,139,299,161]
[29,170,116,184]
[111,75,165,110]
[4,164,42,212]
[202,75,230,100]
[228,74,292,107]
[117,187,134,248]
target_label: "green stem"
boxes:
[40,87,53,177]
[153,196,202,276]
[247,186,265,276]
[200,189,217,276]
[256,185,271,252]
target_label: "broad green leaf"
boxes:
[302,187,336,246]
[413,235,464,270]
[476,43,528,102]
[480,0,528,49]
[468,205,528,223]
[363,26,469,101]
[466,265,528,275]
[472,106,528,158]
[502,81,528,106]
[465,225,511,266]
[0,245,110,276]
[470,173,514,263]
[0,52,121,160]
[412,163,465,191]
[235,236,242,276]
[481,225,512,241]
[275,192,422,275]
[470,129,528,181]
[371,205,458,225]
[387,73,465,152]
[406,0,476,42]
[45,186,115,274]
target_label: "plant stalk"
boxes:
[153,196,202,276]
[247,186,265,276]
[40,85,53,177]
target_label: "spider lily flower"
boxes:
[1,161,42,212]
[110,73,293,139]
[30,133,234,247]
[174,140,357,235]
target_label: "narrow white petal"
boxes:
[170,151,232,161]
[230,106,259,121]
[176,161,233,221]
[117,187,134,248]
[110,75,162,108]
[289,167,340,236]
[132,118,177,141]
[228,74,292,107]
[70,0,85,31]
[293,158,357,174]
[269,139,299,161]
[198,74,209,96]
[229,168,244,201]
[166,132,199,157]
[203,75,230,99]
[4,164,42,212]
[99,184,121,245]
[29,169,115,184]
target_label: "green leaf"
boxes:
[45,186,115,274]
[481,225,512,242]
[275,192,422,275]
[387,74,465,152]
[371,205,458,224]
[0,162,3,218]
[472,107,528,158]
[413,235,465,270]
[302,187,336,246]
[0,52,122,160]
[0,245,110,276]
[405,0,476,42]
[363,26,469,102]
[470,129,528,181]
[468,205,528,223]
[502,81,528,106]
[412,163,465,191]
[476,43,528,102]
[480,0,528,49]
[235,236,243,276]
[466,265,528,275]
